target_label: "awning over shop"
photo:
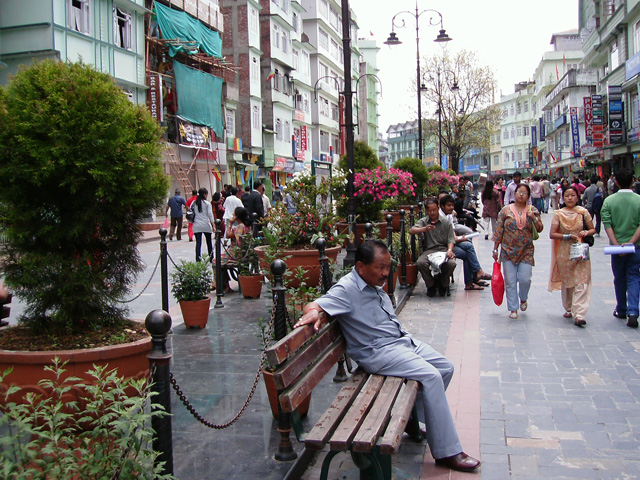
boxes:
[272,157,287,172]
[154,2,222,58]
[173,61,223,137]
[235,160,259,171]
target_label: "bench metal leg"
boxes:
[333,356,349,383]
[319,451,340,480]
[351,451,386,480]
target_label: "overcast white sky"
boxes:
[348,0,580,133]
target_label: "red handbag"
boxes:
[491,261,505,306]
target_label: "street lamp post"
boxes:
[384,3,451,161]
[431,68,459,166]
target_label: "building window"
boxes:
[251,56,259,82]
[523,126,529,137]
[319,96,330,117]
[329,7,339,31]
[281,0,289,13]
[319,29,329,50]
[510,105,514,116]
[302,51,310,76]
[303,92,310,113]
[331,102,339,121]
[275,118,283,141]
[292,12,298,32]
[292,49,299,70]
[226,109,235,138]
[282,31,289,53]
[330,39,339,62]
[504,152,510,162]
[523,101,529,113]
[503,129,508,140]
[610,41,620,71]
[319,0,328,18]
[250,7,259,36]
[68,0,91,34]
[252,105,260,130]
[284,121,291,142]
[511,127,515,138]
[516,126,522,137]
[516,103,521,114]
[635,20,640,54]
[272,24,280,49]
[320,130,329,151]
[331,133,340,153]
[517,149,523,161]
[113,7,132,49]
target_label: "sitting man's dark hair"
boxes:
[614,168,633,189]
[356,239,388,265]
[424,198,439,209]
[439,194,455,208]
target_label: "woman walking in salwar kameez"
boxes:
[548,186,596,326]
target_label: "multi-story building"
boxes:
[499,82,536,176]
[0,0,147,102]
[580,0,639,178]
[386,121,420,165]
[355,37,380,152]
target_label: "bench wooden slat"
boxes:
[379,380,420,455]
[266,321,339,367]
[1,305,9,320]
[272,322,343,390]
[351,376,404,453]
[278,337,346,413]
[329,374,385,452]
[304,369,369,450]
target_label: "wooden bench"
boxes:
[0,284,10,327]
[265,319,423,480]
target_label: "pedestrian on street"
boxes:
[222,187,244,233]
[503,171,522,205]
[185,189,198,242]
[550,177,560,211]
[166,188,186,241]
[542,176,551,213]
[294,240,481,472]
[601,168,640,328]
[192,188,216,262]
[530,176,544,213]
[492,183,544,319]
[211,192,226,237]
[243,181,265,225]
[548,187,596,327]
[557,178,570,208]
[583,175,604,235]
[482,180,502,241]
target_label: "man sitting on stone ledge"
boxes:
[294,240,481,472]
[410,199,457,297]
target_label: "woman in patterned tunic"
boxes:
[548,186,596,326]
[492,183,544,319]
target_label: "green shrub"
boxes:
[170,259,213,302]
[0,60,169,334]
[392,157,429,201]
[0,359,176,480]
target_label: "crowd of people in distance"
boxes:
[412,168,639,329]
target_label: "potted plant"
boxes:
[0,60,169,398]
[256,171,344,289]
[232,234,263,299]
[171,258,213,329]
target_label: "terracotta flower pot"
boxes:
[238,274,263,299]
[336,222,388,247]
[0,336,151,407]
[381,206,420,232]
[179,297,211,329]
[254,245,341,289]
[405,263,418,286]
[262,369,311,419]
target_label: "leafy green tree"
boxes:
[0,60,169,334]
[420,50,500,174]
[392,157,429,200]
[339,140,384,173]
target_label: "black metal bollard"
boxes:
[399,210,407,289]
[315,237,333,295]
[271,260,297,462]
[364,222,373,240]
[159,228,169,313]
[251,212,259,238]
[214,219,224,309]
[146,309,174,476]
[386,214,395,305]
[410,206,418,263]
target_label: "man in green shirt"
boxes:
[601,168,640,328]
[410,199,456,298]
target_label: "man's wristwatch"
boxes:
[492,249,499,254]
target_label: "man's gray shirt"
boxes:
[315,269,414,373]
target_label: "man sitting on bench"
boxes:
[294,240,481,472]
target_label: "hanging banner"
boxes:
[531,125,537,148]
[583,97,593,142]
[539,117,545,142]
[300,125,308,150]
[608,86,624,144]
[177,118,212,149]
[146,74,163,122]
[570,107,581,157]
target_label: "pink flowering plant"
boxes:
[348,167,416,222]
[424,171,459,197]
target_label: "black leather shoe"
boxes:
[628,315,639,328]
[427,287,437,297]
[435,452,481,472]
[614,309,627,319]
[438,286,447,297]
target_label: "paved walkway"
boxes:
[4,213,640,479]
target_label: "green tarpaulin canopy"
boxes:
[173,61,223,137]
[154,2,222,58]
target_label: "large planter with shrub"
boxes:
[255,245,341,289]
[171,258,214,329]
[238,274,263,299]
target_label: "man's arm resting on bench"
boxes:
[294,302,328,332]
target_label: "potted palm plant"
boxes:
[0,60,169,400]
[170,258,213,329]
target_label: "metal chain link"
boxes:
[119,254,162,303]
[168,302,276,429]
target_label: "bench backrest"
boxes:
[264,319,346,413]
